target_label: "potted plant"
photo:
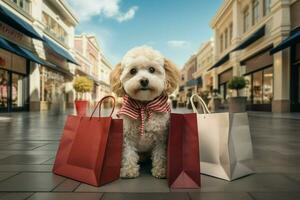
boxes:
[227,76,247,113]
[73,76,93,116]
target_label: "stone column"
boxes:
[232,0,242,46]
[212,69,219,90]
[29,63,41,111]
[270,0,291,112]
[272,49,291,112]
[202,74,207,91]
[65,80,75,109]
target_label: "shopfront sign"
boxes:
[0,22,32,49]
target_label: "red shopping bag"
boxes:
[167,113,201,189]
[53,96,123,187]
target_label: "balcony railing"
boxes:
[2,0,33,21]
[44,26,68,46]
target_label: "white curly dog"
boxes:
[110,46,180,179]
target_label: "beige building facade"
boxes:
[0,0,79,112]
[178,54,198,106]
[74,34,112,105]
[183,0,300,112]
[193,39,215,93]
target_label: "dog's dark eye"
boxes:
[130,68,137,75]
[149,67,155,73]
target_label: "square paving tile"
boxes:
[189,192,253,200]
[101,193,189,200]
[0,154,11,160]
[0,165,52,172]
[0,143,47,150]
[284,173,300,184]
[53,179,81,192]
[27,192,103,200]
[199,174,300,192]
[0,192,33,200]
[41,158,55,165]
[33,144,59,151]
[76,175,169,193]
[0,172,65,191]
[0,155,53,165]
[250,192,300,200]
[0,172,18,182]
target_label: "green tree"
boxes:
[73,76,93,99]
[228,76,246,97]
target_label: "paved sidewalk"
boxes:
[0,110,299,200]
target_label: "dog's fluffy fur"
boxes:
[110,46,180,178]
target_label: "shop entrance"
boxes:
[291,63,300,112]
[291,42,300,112]
[244,66,273,111]
[0,68,28,112]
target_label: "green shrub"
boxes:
[73,76,93,99]
[228,76,246,97]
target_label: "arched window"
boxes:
[252,0,260,25]
[263,0,272,16]
[229,23,233,45]
[220,34,224,53]
[224,28,228,49]
[243,7,250,32]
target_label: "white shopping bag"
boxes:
[190,94,254,181]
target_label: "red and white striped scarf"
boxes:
[117,94,171,135]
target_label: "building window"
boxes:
[252,0,260,25]
[243,7,250,33]
[245,66,273,105]
[224,28,228,49]
[42,12,68,45]
[229,23,233,45]
[40,67,65,102]
[11,0,31,14]
[263,0,271,16]
[220,34,224,52]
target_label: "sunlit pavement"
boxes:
[0,109,300,200]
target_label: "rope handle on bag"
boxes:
[89,96,116,119]
[190,94,211,114]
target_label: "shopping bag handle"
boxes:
[190,94,211,114]
[90,96,115,119]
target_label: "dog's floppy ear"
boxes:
[110,63,125,97]
[164,58,180,95]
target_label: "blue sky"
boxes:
[67,0,223,68]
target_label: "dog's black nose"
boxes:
[140,79,149,87]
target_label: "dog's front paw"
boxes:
[120,166,140,179]
[151,167,166,179]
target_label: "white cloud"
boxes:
[116,6,138,22]
[67,0,138,22]
[167,40,190,48]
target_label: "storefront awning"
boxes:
[207,26,266,71]
[43,36,79,65]
[0,36,44,65]
[270,28,300,54]
[197,76,203,86]
[43,61,73,77]
[186,77,202,87]
[208,53,230,71]
[0,5,43,41]
[233,26,265,51]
